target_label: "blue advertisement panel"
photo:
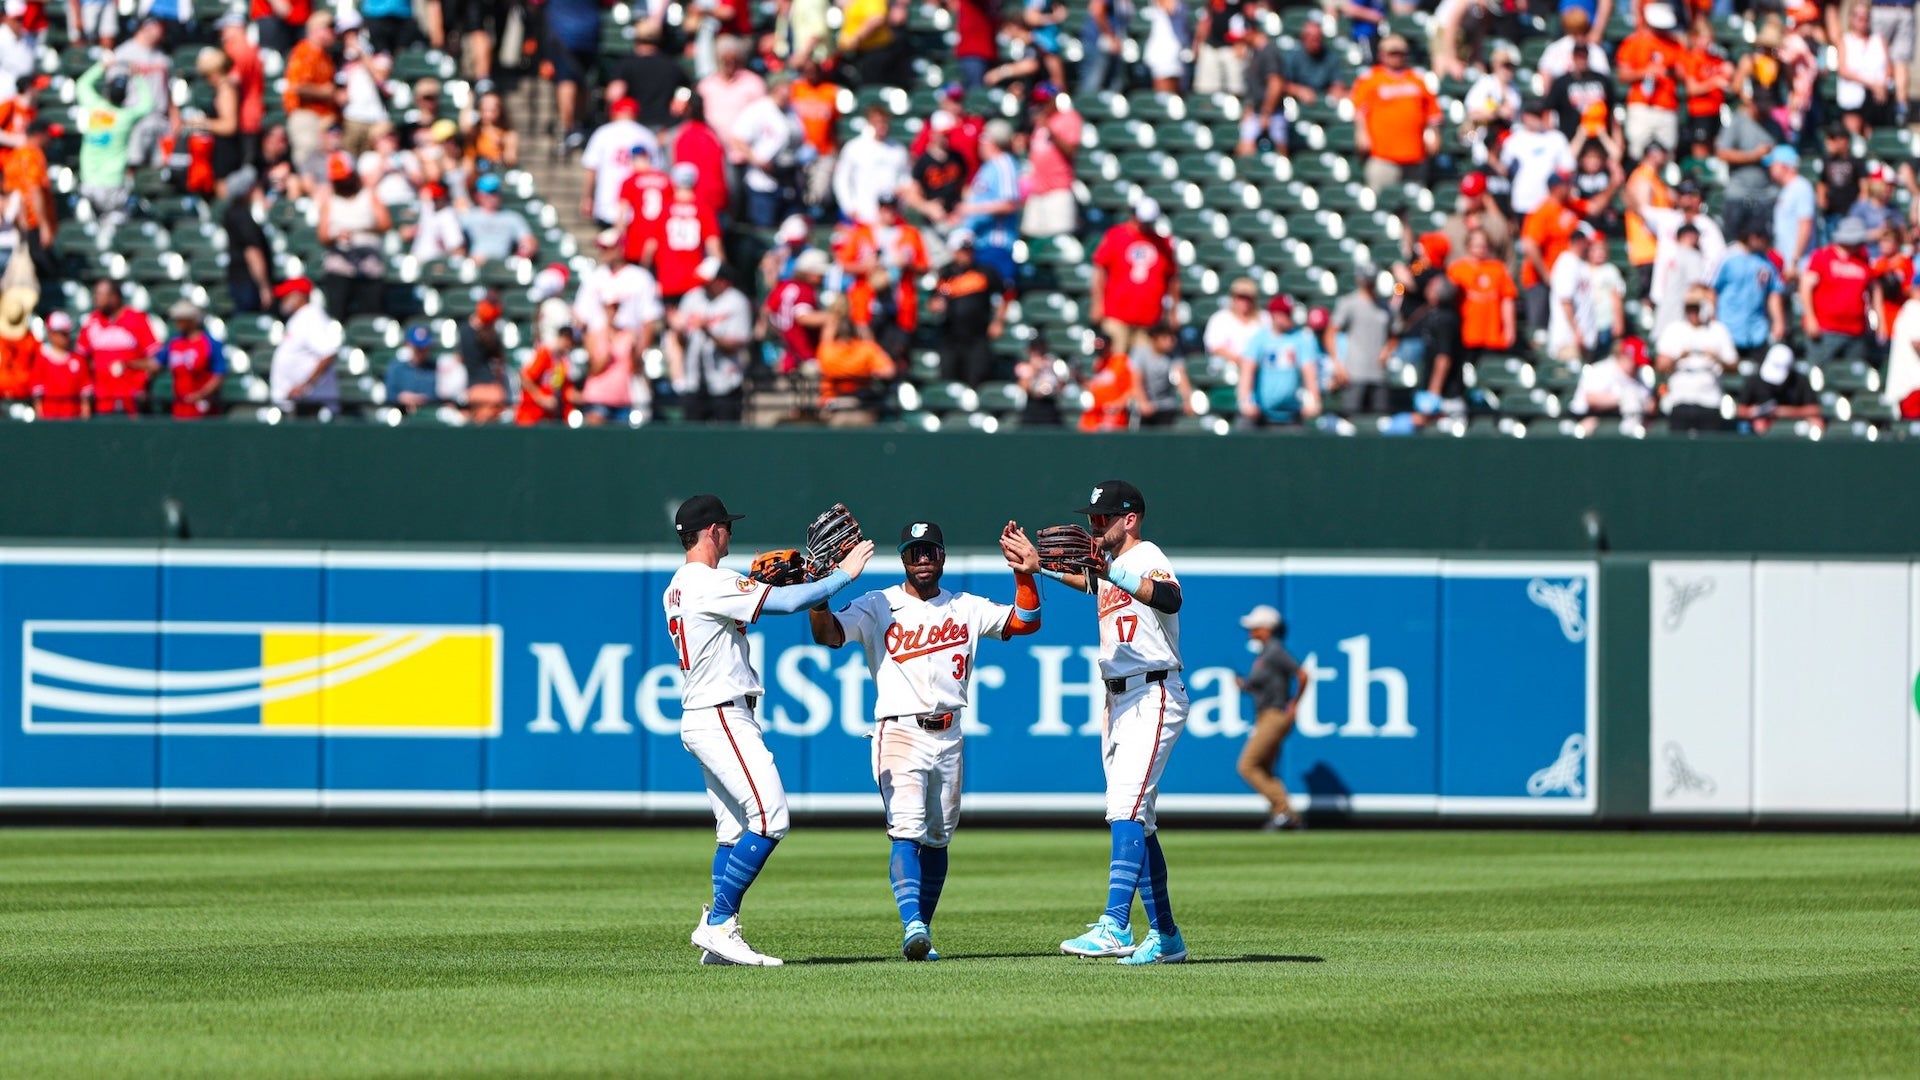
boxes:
[1437,563,1597,814]
[0,547,1597,817]
[158,552,324,804]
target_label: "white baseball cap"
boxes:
[1760,343,1794,386]
[1239,605,1282,630]
[792,248,831,277]
[335,8,364,31]
[776,215,811,245]
[3,0,27,17]
[1136,197,1162,224]
[1643,3,1678,30]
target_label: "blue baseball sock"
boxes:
[889,839,924,926]
[919,844,949,923]
[1143,833,1176,936]
[709,832,778,924]
[1103,820,1147,926]
[711,844,733,895]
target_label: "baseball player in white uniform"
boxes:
[665,494,876,967]
[810,521,1043,961]
[1025,480,1189,965]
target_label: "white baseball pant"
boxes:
[872,719,963,847]
[682,704,791,844]
[1102,677,1188,835]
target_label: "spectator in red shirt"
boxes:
[77,279,158,416]
[951,0,1001,90]
[650,163,725,303]
[1800,216,1883,366]
[669,96,730,220]
[619,152,674,264]
[1090,197,1179,356]
[250,0,312,55]
[516,325,579,425]
[219,13,265,166]
[909,86,984,180]
[160,301,226,420]
[31,311,89,419]
[763,248,832,374]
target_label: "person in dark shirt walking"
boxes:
[1236,604,1310,831]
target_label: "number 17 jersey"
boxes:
[664,562,772,709]
[1096,540,1181,678]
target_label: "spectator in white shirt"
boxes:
[1655,285,1737,433]
[408,181,466,262]
[833,105,911,225]
[668,257,755,423]
[1535,8,1611,82]
[730,71,801,227]
[268,278,342,415]
[581,97,657,227]
[1569,337,1652,434]
[1500,99,1575,216]
[0,1,36,99]
[1205,277,1269,381]
[341,52,393,157]
[1547,226,1596,361]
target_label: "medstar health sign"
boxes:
[0,548,1596,814]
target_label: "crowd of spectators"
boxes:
[2,0,1920,433]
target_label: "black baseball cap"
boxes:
[674,494,745,534]
[1077,480,1145,516]
[898,521,945,551]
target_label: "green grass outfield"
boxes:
[1,828,1915,1078]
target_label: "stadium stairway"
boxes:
[510,80,601,249]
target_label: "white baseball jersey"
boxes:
[1096,541,1182,678]
[836,585,1013,717]
[664,562,772,709]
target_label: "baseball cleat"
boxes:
[1117,929,1188,965]
[691,906,784,967]
[1060,915,1136,957]
[903,919,933,961]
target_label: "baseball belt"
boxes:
[1103,669,1168,694]
[883,711,958,732]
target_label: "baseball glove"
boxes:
[1035,524,1106,576]
[749,548,811,587]
[804,503,866,577]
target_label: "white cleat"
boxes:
[698,950,735,965]
[691,906,784,967]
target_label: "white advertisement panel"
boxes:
[1753,562,1912,815]
[1649,562,1754,814]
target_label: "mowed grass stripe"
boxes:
[0,829,1914,1079]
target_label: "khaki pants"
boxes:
[287,109,327,172]
[1101,318,1153,356]
[1237,707,1294,816]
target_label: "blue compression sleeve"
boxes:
[760,569,851,615]
[1103,820,1147,926]
[1106,562,1144,594]
[710,832,779,922]
[919,843,949,922]
[1143,833,1176,936]
[889,840,924,925]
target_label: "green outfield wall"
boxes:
[0,423,1915,554]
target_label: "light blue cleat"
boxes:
[1117,929,1188,965]
[1060,915,1136,957]
[903,919,933,961]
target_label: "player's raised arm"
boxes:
[1017,521,1097,594]
[1000,522,1043,635]
[761,541,875,615]
[1111,565,1182,615]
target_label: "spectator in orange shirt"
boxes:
[1078,332,1134,432]
[1616,2,1685,158]
[282,12,339,167]
[1446,228,1518,355]
[789,58,840,213]
[1682,14,1733,157]
[1519,173,1582,331]
[815,299,897,426]
[1350,35,1441,190]
[3,119,54,283]
[0,288,39,406]
[835,194,929,361]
